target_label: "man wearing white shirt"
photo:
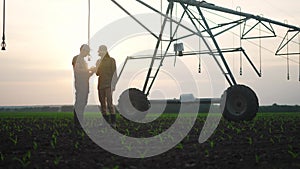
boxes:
[72,44,94,129]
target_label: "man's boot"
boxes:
[73,110,81,130]
[110,114,117,129]
[103,114,110,124]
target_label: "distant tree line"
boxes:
[0,106,60,112]
[0,103,299,113]
[258,103,300,113]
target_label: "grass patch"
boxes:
[0,111,299,119]
[0,112,73,119]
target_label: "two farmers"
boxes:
[72,44,117,129]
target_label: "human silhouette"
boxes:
[72,44,95,129]
[96,45,117,128]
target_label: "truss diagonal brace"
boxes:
[242,20,276,39]
[193,5,237,86]
[212,18,248,37]
[171,0,300,31]
[111,0,159,39]
[276,30,300,56]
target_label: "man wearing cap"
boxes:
[96,45,117,128]
[72,44,95,129]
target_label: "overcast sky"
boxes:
[0,0,299,106]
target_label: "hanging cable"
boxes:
[236,6,242,75]
[1,0,6,50]
[160,0,163,61]
[87,0,91,61]
[198,16,201,74]
[174,2,178,67]
[189,7,299,65]
[231,11,234,73]
[259,15,263,77]
[192,6,300,55]
[298,32,300,81]
[284,20,290,80]
[259,27,262,76]
[198,53,201,73]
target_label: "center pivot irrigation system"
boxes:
[111,0,300,122]
[1,1,299,121]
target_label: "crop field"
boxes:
[0,112,299,169]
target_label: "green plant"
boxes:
[74,141,79,149]
[235,128,241,134]
[204,149,209,157]
[226,134,232,140]
[113,165,119,169]
[247,137,253,145]
[124,142,132,151]
[78,130,85,138]
[269,138,275,144]
[53,155,62,166]
[209,140,214,148]
[27,128,32,136]
[13,151,31,168]
[288,145,299,159]
[175,143,184,150]
[288,150,298,159]
[274,136,281,143]
[51,134,57,149]
[9,135,18,145]
[33,141,38,151]
[0,152,4,161]
[255,154,260,164]
[268,127,272,134]
[138,150,147,158]
[158,135,164,143]
[280,123,284,132]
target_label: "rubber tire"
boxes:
[221,85,258,122]
[118,88,150,121]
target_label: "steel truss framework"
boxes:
[112,0,300,96]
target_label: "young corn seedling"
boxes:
[13,151,31,168]
[288,150,299,159]
[235,128,241,134]
[78,130,85,138]
[0,152,4,161]
[113,165,120,169]
[51,134,57,149]
[125,129,130,136]
[269,138,275,144]
[138,150,147,159]
[9,135,18,145]
[268,127,272,134]
[175,143,184,150]
[204,149,209,157]
[275,136,281,143]
[288,145,299,159]
[280,124,284,132]
[226,134,232,141]
[33,141,38,151]
[74,141,79,149]
[53,155,63,166]
[247,137,253,145]
[255,154,261,164]
[209,140,214,149]
[125,143,132,152]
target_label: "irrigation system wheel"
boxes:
[221,85,259,121]
[118,88,150,121]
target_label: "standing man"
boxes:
[72,44,94,129]
[96,45,117,128]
